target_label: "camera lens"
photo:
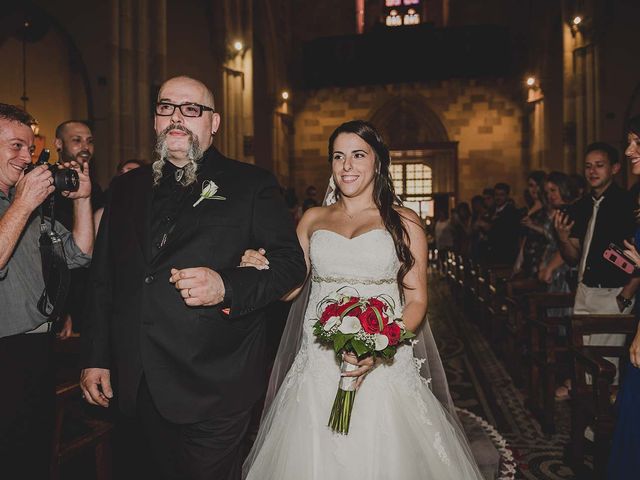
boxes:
[53,168,79,192]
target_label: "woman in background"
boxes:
[608,114,640,479]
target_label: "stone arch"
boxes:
[0,2,93,161]
[368,94,449,148]
[0,4,93,122]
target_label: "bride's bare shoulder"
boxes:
[393,206,426,238]
[393,206,422,225]
[298,205,337,237]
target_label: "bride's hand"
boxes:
[239,248,269,270]
[342,352,375,390]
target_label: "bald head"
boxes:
[158,76,215,110]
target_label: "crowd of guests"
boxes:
[435,118,640,478]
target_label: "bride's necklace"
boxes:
[341,205,375,220]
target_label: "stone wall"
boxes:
[293,78,525,205]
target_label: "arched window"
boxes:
[389,162,433,218]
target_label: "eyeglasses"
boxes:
[155,102,214,118]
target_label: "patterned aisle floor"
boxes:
[428,275,578,480]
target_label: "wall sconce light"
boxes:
[281,91,289,101]
[525,76,543,103]
[569,14,586,36]
[227,40,246,60]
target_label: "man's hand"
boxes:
[13,165,54,213]
[553,210,575,243]
[57,314,76,340]
[623,239,640,268]
[80,368,113,407]
[170,267,225,306]
[538,266,553,284]
[60,160,91,200]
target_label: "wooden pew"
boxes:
[50,381,113,480]
[567,314,637,478]
[526,292,575,433]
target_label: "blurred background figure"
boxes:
[117,158,144,175]
[302,185,319,211]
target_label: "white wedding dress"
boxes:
[244,229,484,479]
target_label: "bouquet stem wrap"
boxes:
[328,360,358,434]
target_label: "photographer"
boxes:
[0,103,93,478]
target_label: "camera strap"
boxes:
[36,195,71,320]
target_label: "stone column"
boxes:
[135,0,151,162]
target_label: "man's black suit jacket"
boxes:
[81,147,306,423]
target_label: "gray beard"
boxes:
[152,133,203,187]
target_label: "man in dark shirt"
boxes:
[486,182,520,264]
[80,76,306,480]
[555,142,638,382]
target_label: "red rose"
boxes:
[382,322,401,346]
[367,298,389,325]
[368,297,388,314]
[359,307,383,334]
[337,296,362,317]
[320,303,340,325]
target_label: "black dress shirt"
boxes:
[151,162,192,258]
[151,162,233,304]
[570,182,636,288]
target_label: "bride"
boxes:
[241,120,484,479]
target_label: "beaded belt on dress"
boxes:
[311,273,395,285]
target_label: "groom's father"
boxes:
[80,76,306,480]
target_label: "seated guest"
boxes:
[434,208,455,257]
[554,142,639,397]
[470,194,489,261]
[538,172,575,321]
[482,187,495,214]
[117,158,144,175]
[451,202,472,256]
[569,173,588,203]
[302,185,319,211]
[0,104,93,478]
[487,182,520,265]
[512,171,547,289]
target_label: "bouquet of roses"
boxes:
[312,288,415,434]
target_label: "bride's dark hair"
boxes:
[328,120,415,297]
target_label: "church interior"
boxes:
[2,0,640,479]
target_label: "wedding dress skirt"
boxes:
[244,229,484,479]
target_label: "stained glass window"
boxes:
[384,0,423,27]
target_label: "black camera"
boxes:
[26,149,79,192]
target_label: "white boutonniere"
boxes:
[193,180,226,207]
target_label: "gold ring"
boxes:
[187,288,191,298]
